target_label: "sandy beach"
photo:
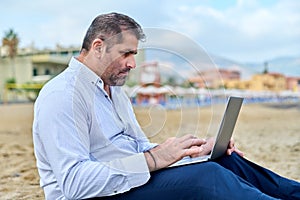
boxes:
[0,102,299,199]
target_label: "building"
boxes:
[135,61,166,105]
[286,77,300,92]
[189,69,241,88]
[0,46,80,102]
[0,45,145,102]
[224,72,294,92]
[250,73,286,91]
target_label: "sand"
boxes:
[0,102,299,199]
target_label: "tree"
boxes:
[2,29,19,80]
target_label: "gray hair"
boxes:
[81,12,145,52]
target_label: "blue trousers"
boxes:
[91,153,300,200]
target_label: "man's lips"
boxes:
[119,69,130,76]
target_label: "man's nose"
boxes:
[126,55,136,69]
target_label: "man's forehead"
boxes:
[114,33,138,50]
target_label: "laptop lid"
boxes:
[209,96,244,160]
[169,96,244,167]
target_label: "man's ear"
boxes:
[92,38,103,54]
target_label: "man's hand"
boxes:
[226,138,244,157]
[189,137,215,158]
[144,136,244,171]
[191,137,245,158]
[145,134,207,171]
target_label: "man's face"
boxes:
[100,33,138,86]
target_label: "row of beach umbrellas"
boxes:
[122,85,300,98]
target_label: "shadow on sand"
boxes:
[263,102,300,110]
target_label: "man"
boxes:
[33,12,300,200]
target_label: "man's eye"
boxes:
[121,50,137,57]
[123,52,131,57]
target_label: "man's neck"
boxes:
[76,53,111,98]
[76,52,100,76]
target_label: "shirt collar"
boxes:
[69,56,104,89]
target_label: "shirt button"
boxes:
[114,190,117,193]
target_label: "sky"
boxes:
[1,0,299,63]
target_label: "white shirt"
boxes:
[32,57,157,199]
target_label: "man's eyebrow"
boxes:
[119,49,138,55]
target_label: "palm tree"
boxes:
[2,29,19,80]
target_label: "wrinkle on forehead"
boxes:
[112,33,138,53]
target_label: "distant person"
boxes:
[32,12,300,200]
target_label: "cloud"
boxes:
[1,0,170,48]
[1,0,299,62]
[161,0,300,62]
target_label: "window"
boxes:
[45,69,50,75]
[33,68,38,76]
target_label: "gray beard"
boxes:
[109,75,127,86]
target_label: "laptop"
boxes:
[169,96,244,167]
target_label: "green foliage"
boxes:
[5,78,16,91]
[4,81,44,102]
[2,29,19,59]
[5,77,16,84]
